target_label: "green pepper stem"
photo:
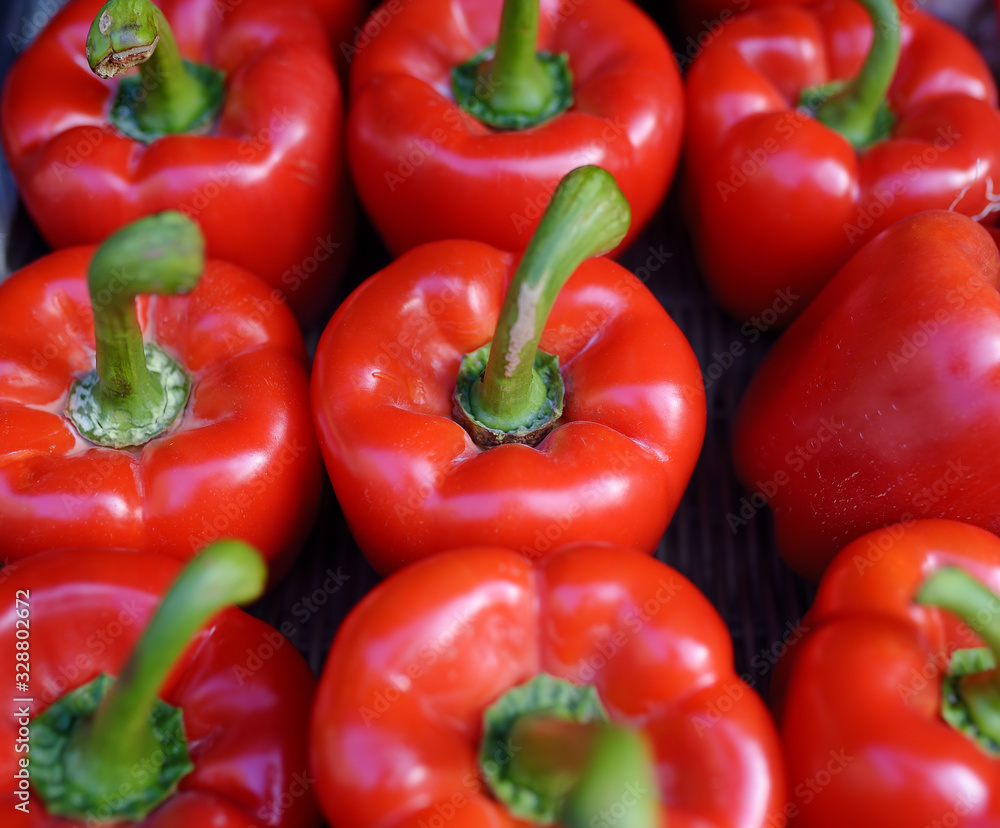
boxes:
[90,212,200,404]
[87,0,217,136]
[66,211,202,448]
[468,166,629,432]
[917,568,1000,672]
[507,715,601,797]
[507,715,659,828]
[917,566,1000,746]
[484,0,551,116]
[451,0,572,129]
[814,0,900,147]
[61,541,267,797]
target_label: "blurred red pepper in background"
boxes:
[683,0,1000,323]
[346,0,683,256]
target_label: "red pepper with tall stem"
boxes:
[1,540,320,826]
[0,211,321,583]
[311,544,788,827]
[683,0,1000,323]
[772,520,1000,826]
[311,166,705,573]
[1,0,351,326]
[346,0,683,256]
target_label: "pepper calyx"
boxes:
[31,673,193,821]
[480,674,609,823]
[452,44,573,131]
[453,344,564,448]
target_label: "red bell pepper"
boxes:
[772,519,1000,826]
[732,210,1000,582]
[346,0,683,256]
[1,540,320,826]
[683,0,1000,323]
[311,544,788,827]
[0,212,321,582]
[1,0,351,326]
[311,166,705,573]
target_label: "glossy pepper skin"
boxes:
[683,0,1000,323]
[310,241,705,574]
[311,545,788,828]
[1,0,351,326]
[771,520,1000,827]
[346,0,683,256]
[0,547,320,827]
[732,210,1000,582]
[0,244,322,582]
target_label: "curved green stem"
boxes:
[65,541,266,788]
[917,567,1000,752]
[89,212,201,404]
[66,211,202,449]
[811,0,899,148]
[451,0,572,129]
[87,0,224,141]
[456,166,629,441]
[31,541,268,820]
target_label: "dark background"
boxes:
[0,0,996,705]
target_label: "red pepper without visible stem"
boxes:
[1,542,319,826]
[772,519,1000,826]
[732,210,1000,583]
[0,212,321,583]
[311,545,788,827]
[1,0,352,326]
[311,167,705,573]
[346,0,683,256]
[683,0,1000,323]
